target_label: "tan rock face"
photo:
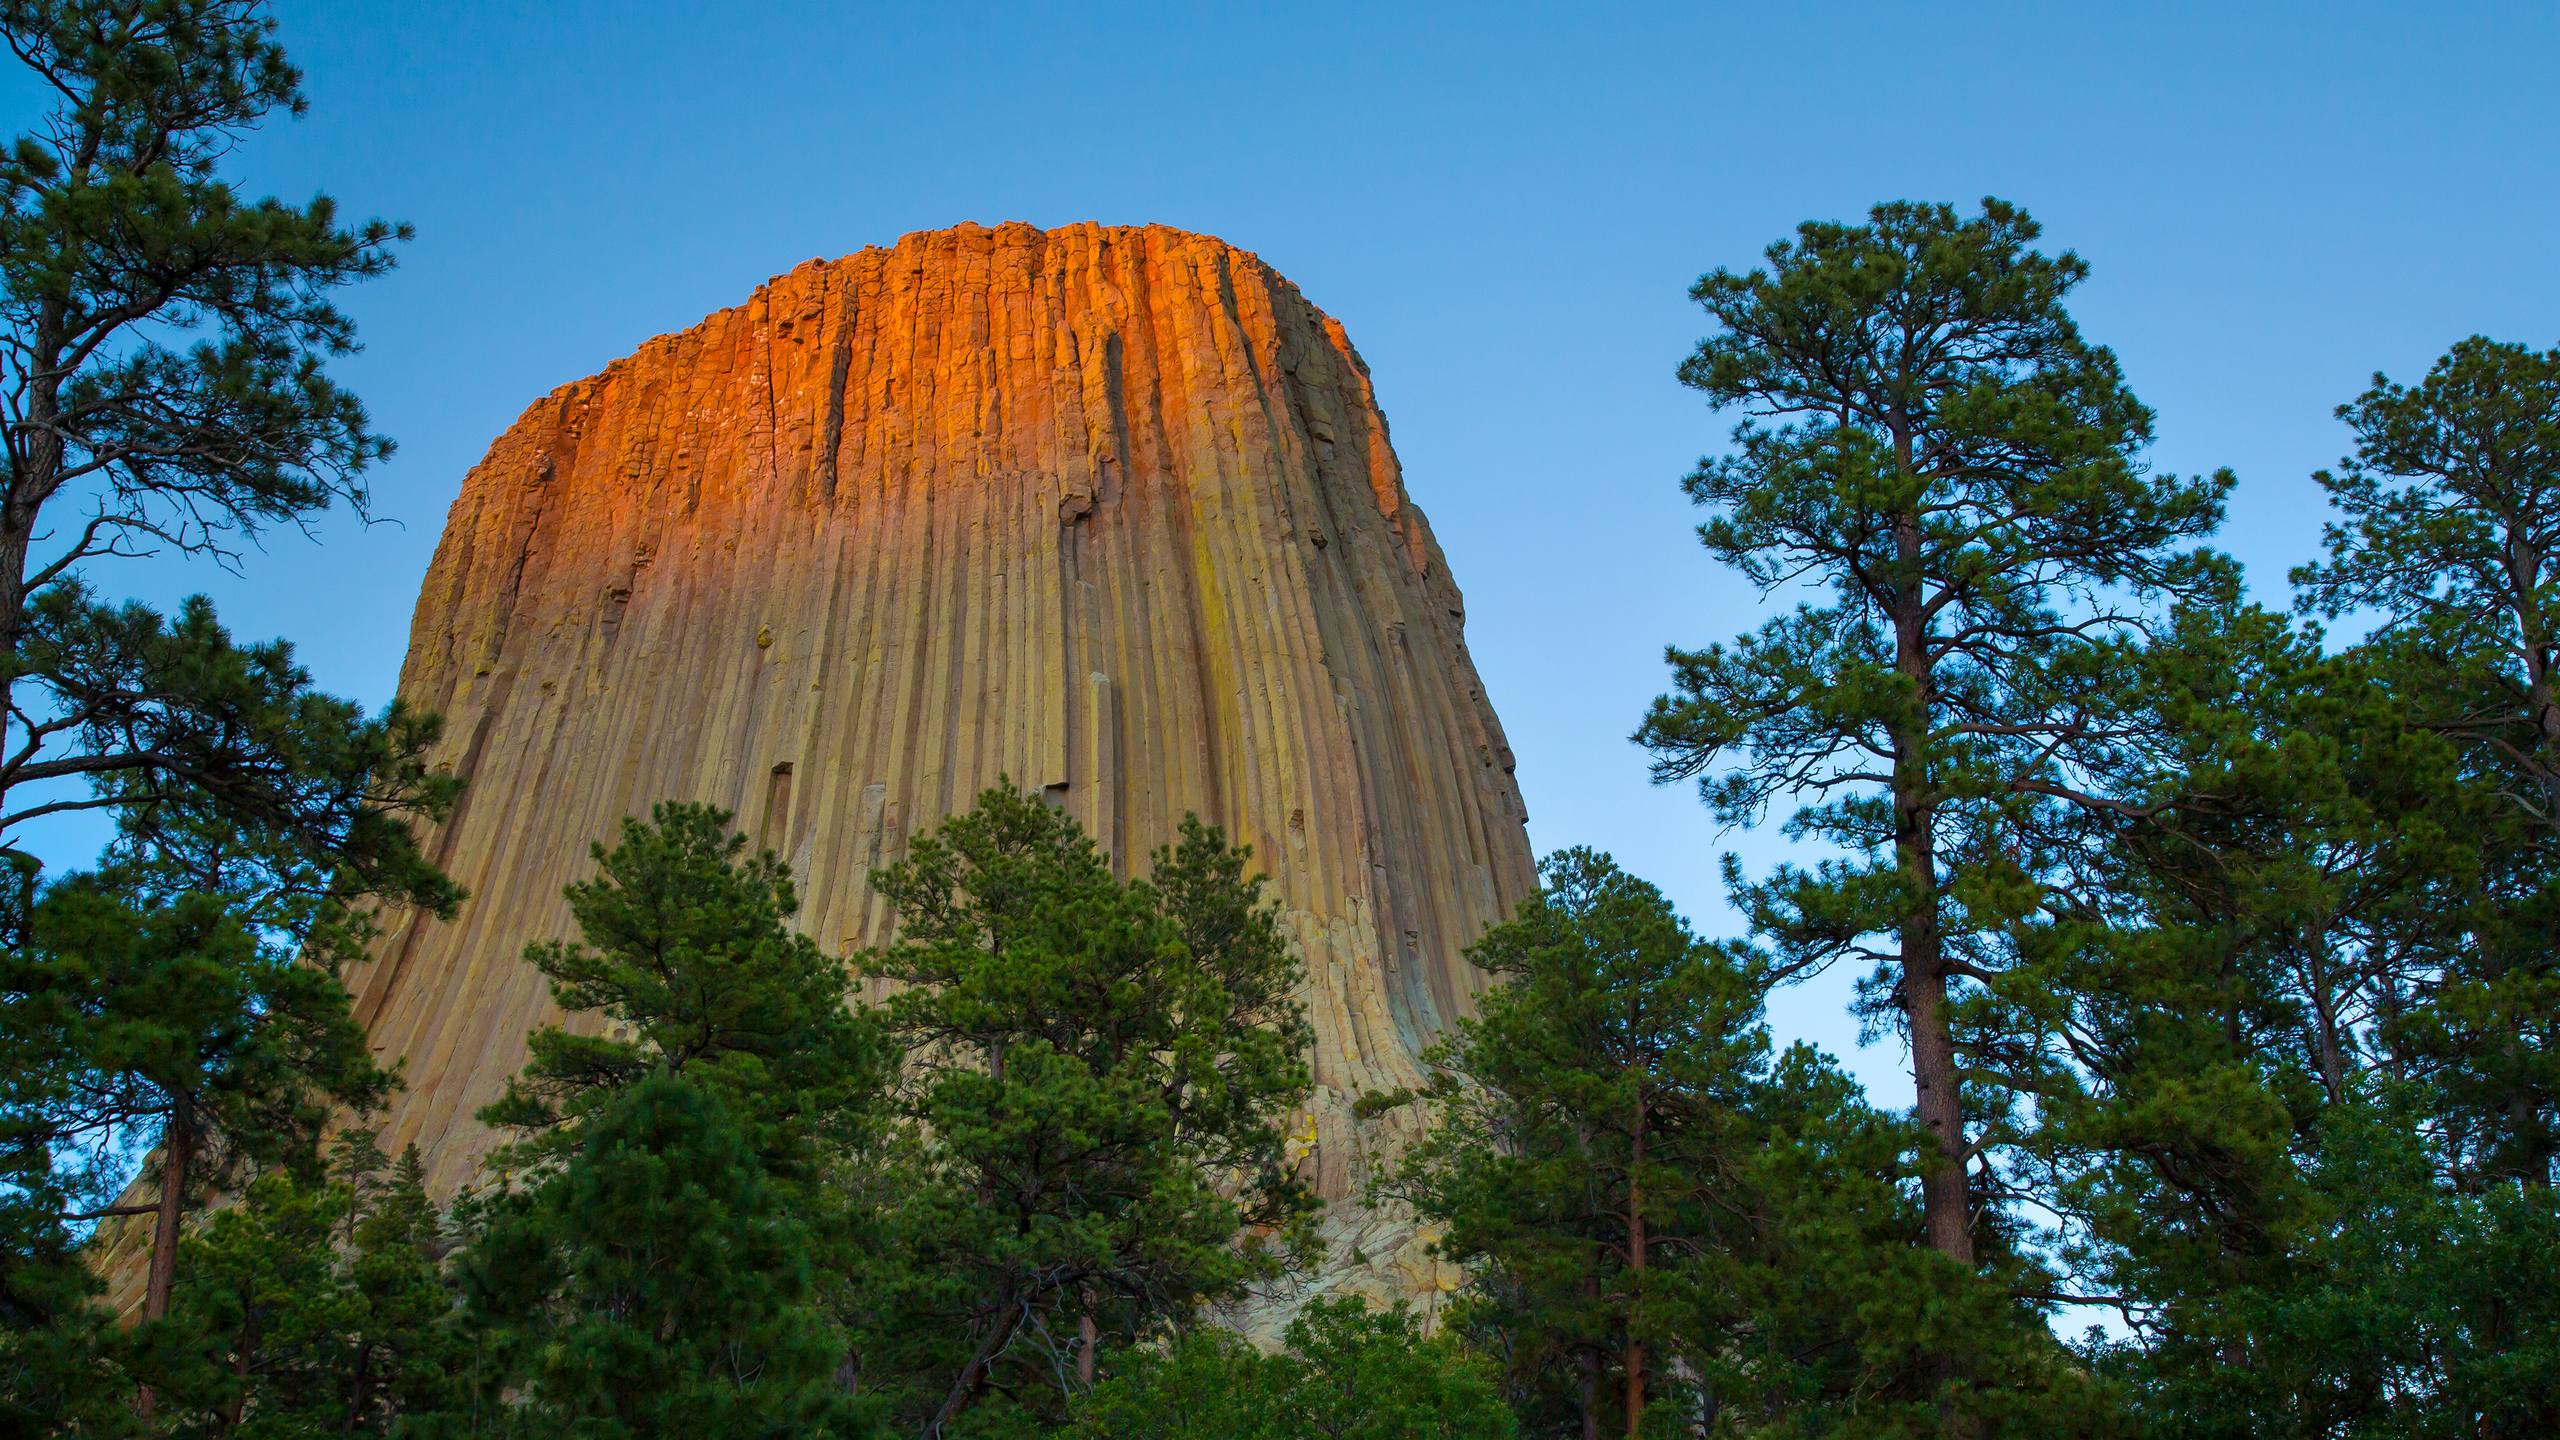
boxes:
[347,220,1536,1306]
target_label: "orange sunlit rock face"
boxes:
[348,221,1534,1311]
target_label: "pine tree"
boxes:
[143,1135,461,1437]
[1391,849,1754,1437]
[1985,601,2381,1431]
[853,786,1312,1436]
[457,1074,872,1439]
[2296,337,2560,828]
[447,808,887,1437]
[1067,1298,1515,1440]
[0,767,453,1433]
[334,1143,464,1433]
[1636,199,2230,1271]
[476,801,882,1183]
[1395,850,2100,1438]
[2292,336,2560,1187]
[0,0,439,875]
[141,1168,343,1436]
[2,804,450,1430]
[1977,581,2560,1437]
[1983,351,2560,1437]
[0,872,388,1330]
[0,11,455,1407]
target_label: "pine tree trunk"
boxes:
[928,1296,1022,1438]
[1624,1082,1647,1437]
[2505,530,2559,827]
[346,1343,372,1433]
[2508,1085,2552,1190]
[2307,938,2350,1106]
[2505,535,2556,1187]
[135,1092,196,1419]
[1580,1256,1605,1440]
[1077,1299,1098,1387]
[1889,489,1971,1270]
[0,293,66,825]
[145,1092,194,1320]
[1906,952,1970,1266]
[0,510,25,672]
[219,1317,254,1435]
[1889,469,1975,1440]
[0,484,39,824]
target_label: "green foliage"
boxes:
[1637,197,2231,1265]
[0,676,453,1415]
[1391,848,1752,1435]
[5,873,385,1193]
[1066,1298,1514,1440]
[0,0,425,868]
[454,1074,874,1439]
[0,0,403,556]
[2295,338,2560,799]
[441,807,884,1436]
[0,9,455,1391]
[1701,1050,2118,1440]
[0,866,392,1347]
[141,1137,462,1438]
[476,801,882,1182]
[848,786,1313,1434]
[2098,1089,2560,1440]
[0,1150,140,1438]
[9,589,460,923]
[1987,345,2560,1437]
[1395,851,2101,1438]
[2292,335,2560,1188]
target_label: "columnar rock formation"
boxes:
[346,221,1536,1304]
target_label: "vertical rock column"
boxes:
[348,221,1538,1308]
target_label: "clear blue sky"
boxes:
[21,0,2560,1103]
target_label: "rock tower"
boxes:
[348,221,1537,1303]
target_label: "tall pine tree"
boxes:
[2293,336,2560,1187]
[0,0,437,877]
[1636,199,2230,1270]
